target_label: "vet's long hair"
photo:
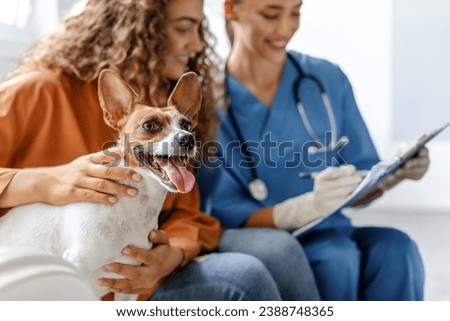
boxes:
[7,0,219,146]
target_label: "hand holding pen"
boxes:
[274,165,364,230]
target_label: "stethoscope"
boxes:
[288,53,349,155]
[225,52,349,202]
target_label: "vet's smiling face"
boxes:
[229,0,302,63]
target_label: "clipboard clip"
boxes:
[396,122,450,161]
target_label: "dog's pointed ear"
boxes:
[98,69,140,131]
[167,72,202,129]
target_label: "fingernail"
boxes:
[122,247,131,255]
[108,197,117,204]
[104,264,114,271]
[132,173,142,182]
[149,230,156,240]
[127,188,137,197]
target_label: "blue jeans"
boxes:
[151,252,281,300]
[218,228,320,301]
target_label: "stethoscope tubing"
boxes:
[287,52,339,152]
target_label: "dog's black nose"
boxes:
[177,134,195,150]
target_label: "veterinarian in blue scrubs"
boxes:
[203,0,430,300]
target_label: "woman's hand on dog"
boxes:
[97,230,184,296]
[0,149,142,208]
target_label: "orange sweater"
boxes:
[0,70,221,297]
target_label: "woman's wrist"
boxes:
[167,236,199,268]
[0,168,45,208]
[171,246,186,271]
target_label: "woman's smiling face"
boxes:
[229,0,302,62]
[162,0,205,80]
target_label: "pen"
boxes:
[299,170,370,179]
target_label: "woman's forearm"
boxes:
[0,151,142,209]
[0,168,43,208]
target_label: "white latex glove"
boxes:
[273,165,364,230]
[378,146,430,191]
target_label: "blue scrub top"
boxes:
[200,51,380,229]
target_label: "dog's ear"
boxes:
[98,69,140,131]
[167,72,202,129]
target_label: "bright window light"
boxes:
[0,0,32,28]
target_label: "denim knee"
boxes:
[151,252,281,301]
[220,252,282,300]
[220,229,320,300]
[220,228,305,262]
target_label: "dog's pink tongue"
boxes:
[156,158,195,193]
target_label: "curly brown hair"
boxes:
[8,0,220,148]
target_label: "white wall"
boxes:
[205,0,450,212]
[387,0,450,213]
[0,0,67,80]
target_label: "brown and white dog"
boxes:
[0,70,201,300]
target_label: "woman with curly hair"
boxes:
[0,0,283,300]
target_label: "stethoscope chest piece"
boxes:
[249,178,268,201]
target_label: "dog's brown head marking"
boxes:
[98,70,201,193]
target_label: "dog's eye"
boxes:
[180,118,192,132]
[141,119,162,132]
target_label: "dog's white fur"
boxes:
[0,70,201,300]
[0,167,163,301]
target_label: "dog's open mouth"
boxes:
[134,148,195,193]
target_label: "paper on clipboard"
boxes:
[292,121,450,237]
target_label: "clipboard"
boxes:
[292,121,450,237]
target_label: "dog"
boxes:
[0,69,201,300]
